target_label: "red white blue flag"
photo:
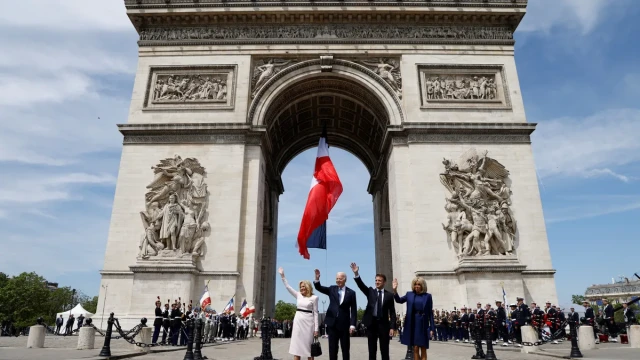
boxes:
[297,128,343,259]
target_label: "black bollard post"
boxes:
[183,319,195,360]
[98,313,115,357]
[568,320,583,358]
[141,318,148,326]
[471,320,485,359]
[85,318,92,327]
[484,314,497,360]
[193,318,204,360]
[254,317,275,360]
[402,345,413,359]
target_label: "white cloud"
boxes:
[532,108,640,181]
[0,72,94,106]
[0,172,115,204]
[0,0,132,32]
[546,197,640,224]
[519,0,610,35]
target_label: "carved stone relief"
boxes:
[144,66,236,110]
[358,58,402,99]
[139,25,514,45]
[440,148,517,258]
[251,58,301,97]
[418,65,511,110]
[138,155,210,260]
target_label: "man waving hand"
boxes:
[351,262,396,360]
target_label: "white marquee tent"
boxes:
[55,303,94,327]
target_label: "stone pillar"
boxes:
[578,326,596,351]
[131,327,152,353]
[26,325,45,348]
[77,327,96,349]
[629,325,640,348]
[237,145,266,315]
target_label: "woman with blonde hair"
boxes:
[279,267,319,360]
[393,277,435,360]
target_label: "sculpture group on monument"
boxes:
[441,148,517,258]
[138,155,211,260]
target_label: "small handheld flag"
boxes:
[223,297,235,314]
[296,126,343,259]
[200,284,211,310]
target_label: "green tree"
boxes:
[83,296,99,314]
[0,272,51,327]
[357,307,365,321]
[274,300,296,321]
[0,272,8,289]
[571,294,586,306]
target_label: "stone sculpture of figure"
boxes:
[138,202,164,259]
[179,201,199,254]
[157,193,184,251]
[484,206,506,255]
[362,58,402,96]
[499,203,517,255]
[191,222,211,257]
[252,59,292,97]
[440,148,517,258]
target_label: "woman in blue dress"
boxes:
[393,277,435,360]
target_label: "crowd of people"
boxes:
[149,298,257,346]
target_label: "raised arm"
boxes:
[392,278,407,304]
[313,269,331,295]
[313,296,319,333]
[278,267,298,298]
[350,262,369,295]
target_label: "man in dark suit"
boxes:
[350,263,396,360]
[568,307,579,323]
[314,268,357,360]
[582,301,599,342]
[602,299,617,341]
[623,303,636,327]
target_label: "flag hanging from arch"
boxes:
[297,127,343,259]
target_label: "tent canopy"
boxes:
[55,303,94,324]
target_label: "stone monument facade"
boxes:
[97,0,557,327]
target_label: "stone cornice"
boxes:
[382,122,535,153]
[118,123,265,145]
[125,0,528,10]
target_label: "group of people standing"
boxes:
[150,298,256,346]
[54,313,85,335]
[278,262,435,360]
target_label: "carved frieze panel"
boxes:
[251,58,303,97]
[144,65,237,110]
[418,65,511,110]
[139,25,514,46]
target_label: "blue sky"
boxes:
[1,0,639,312]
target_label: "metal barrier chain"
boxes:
[112,318,162,348]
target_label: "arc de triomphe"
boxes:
[97,0,557,326]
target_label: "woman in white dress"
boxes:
[278,267,319,360]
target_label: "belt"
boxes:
[297,308,312,313]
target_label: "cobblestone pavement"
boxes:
[1,335,638,360]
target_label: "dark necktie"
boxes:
[377,290,383,319]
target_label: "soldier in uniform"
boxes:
[509,303,522,346]
[434,310,442,341]
[452,309,460,342]
[441,310,450,341]
[180,303,192,346]
[555,305,566,342]
[170,303,181,346]
[471,303,486,359]
[460,307,470,343]
[152,298,163,344]
[161,302,170,344]
[495,300,508,346]
[582,301,599,344]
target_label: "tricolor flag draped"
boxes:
[297,128,343,259]
[243,305,255,317]
[200,284,211,310]
[239,299,248,316]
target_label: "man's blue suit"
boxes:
[314,280,357,360]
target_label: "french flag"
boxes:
[297,128,343,259]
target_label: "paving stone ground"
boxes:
[1,335,639,360]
